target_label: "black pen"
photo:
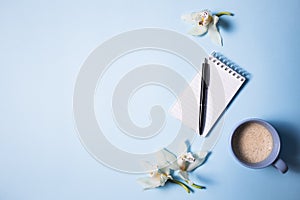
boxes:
[199,58,210,136]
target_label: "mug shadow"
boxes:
[270,120,300,173]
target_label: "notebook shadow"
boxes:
[270,120,300,173]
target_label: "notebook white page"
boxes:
[169,55,246,137]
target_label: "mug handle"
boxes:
[272,158,288,174]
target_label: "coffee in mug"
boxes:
[230,118,288,173]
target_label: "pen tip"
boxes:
[204,58,208,63]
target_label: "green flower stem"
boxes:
[215,12,234,17]
[190,183,206,190]
[169,179,191,193]
[183,180,206,190]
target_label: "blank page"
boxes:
[169,54,246,137]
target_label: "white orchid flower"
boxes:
[158,145,208,189]
[177,151,208,188]
[137,149,191,193]
[137,164,172,190]
[181,10,233,46]
[171,142,208,189]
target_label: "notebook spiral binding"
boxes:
[210,52,249,82]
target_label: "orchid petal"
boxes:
[197,151,209,159]
[162,148,177,163]
[208,16,222,46]
[140,160,156,173]
[168,163,180,171]
[188,25,208,36]
[212,15,219,25]
[178,171,189,181]
[177,157,186,170]
[191,12,203,22]
[178,141,189,155]
[183,152,195,163]
[158,166,170,176]
[156,148,178,170]
[186,151,208,171]
[137,175,162,190]
[181,14,195,24]
[181,12,202,25]
[179,171,195,185]
[159,174,170,186]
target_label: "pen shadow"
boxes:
[270,120,300,173]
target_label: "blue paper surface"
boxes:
[0,0,300,199]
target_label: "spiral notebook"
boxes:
[170,52,247,137]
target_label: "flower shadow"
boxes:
[218,17,236,33]
[194,173,215,185]
[190,152,213,185]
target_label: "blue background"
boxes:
[1,0,300,199]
